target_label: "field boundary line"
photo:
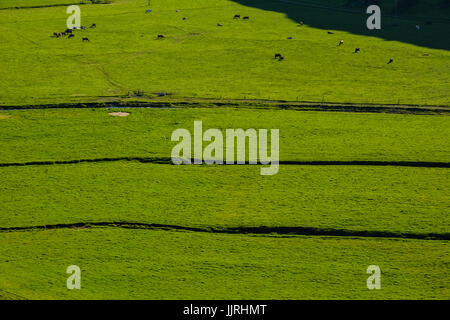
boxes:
[1,221,448,241]
[0,158,449,168]
[0,1,111,11]
[1,100,449,114]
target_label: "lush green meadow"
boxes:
[0,108,449,299]
[1,162,448,234]
[0,228,448,300]
[0,0,449,106]
[0,0,449,300]
[0,108,449,163]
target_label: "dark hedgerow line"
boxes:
[0,222,448,241]
[0,157,449,168]
[0,101,449,114]
[0,1,111,11]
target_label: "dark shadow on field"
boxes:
[230,0,450,51]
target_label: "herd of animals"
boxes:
[273,19,394,63]
[51,9,394,64]
[52,23,96,41]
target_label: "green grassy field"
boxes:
[1,162,448,234]
[0,108,449,163]
[0,107,449,299]
[0,0,449,106]
[0,0,449,300]
[0,229,448,300]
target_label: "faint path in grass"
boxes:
[0,288,27,300]
[1,24,127,94]
[1,221,448,241]
[0,157,449,168]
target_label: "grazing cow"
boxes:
[68,34,74,39]
[274,53,282,59]
[65,29,73,34]
[354,47,360,53]
[233,14,240,19]
[146,9,152,13]
[53,32,58,37]
[287,37,292,39]
[182,17,187,20]
[82,37,89,42]
[338,40,344,46]
[278,55,284,61]
[81,26,86,30]
[157,34,165,39]
[90,24,96,28]
[328,31,334,34]
[388,58,394,64]
[243,16,249,20]
[217,23,223,27]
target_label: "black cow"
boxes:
[157,34,165,39]
[82,37,89,42]
[243,16,249,20]
[388,58,394,64]
[90,23,96,28]
[68,34,75,38]
[354,47,360,53]
[233,14,240,19]
[274,53,284,61]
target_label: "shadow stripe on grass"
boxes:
[0,157,449,168]
[0,222,448,241]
